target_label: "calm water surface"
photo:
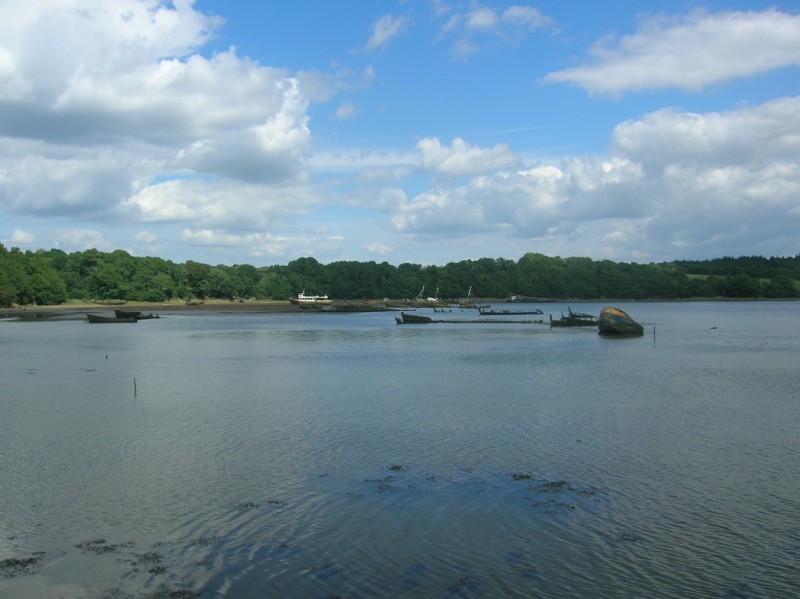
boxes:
[1,302,798,598]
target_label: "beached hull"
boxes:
[598,307,644,336]
[114,309,159,320]
[87,314,137,323]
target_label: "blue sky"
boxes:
[1,1,798,266]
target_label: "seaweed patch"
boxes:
[447,574,478,595]
[364,474,400,493]
[188,536,222,547]
[0,552,45,578]
[75,538,134,554]
[536,480,569,493]
[123,551,167,574]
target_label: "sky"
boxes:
[1,1,799,267]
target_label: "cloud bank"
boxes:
[0,2,798,265]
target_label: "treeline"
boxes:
[1,243,798,307]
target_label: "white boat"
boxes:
[289,290,332,306]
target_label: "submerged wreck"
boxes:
[394,312,543,325]
[549,307,598,328]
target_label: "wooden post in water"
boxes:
[134,378,137,396]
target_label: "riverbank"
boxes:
[0,298,419,319]
[4,296,794,320]
[0,299,298,319]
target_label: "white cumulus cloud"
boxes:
[417,137,519,177]
[391,97,800,261]
[544,9,800,95]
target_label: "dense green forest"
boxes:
[1,242,798,307]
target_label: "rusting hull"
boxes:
[598,307,644,336]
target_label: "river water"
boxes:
[1,301,798,598]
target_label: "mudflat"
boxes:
[1,299,297,319]
[0,298,405,319]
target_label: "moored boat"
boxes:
[598,306,644,336]
[289,290,332,306]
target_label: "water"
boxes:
[1,302,798,598]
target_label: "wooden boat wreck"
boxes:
[412,285,448,307]
[114,309,159,320]
[549,307,598,328]
[458,286,490,309]
[395,312,433,324]
[598,306,644,336]
[87,313,137,323]
[479,308,543,316]
[395,311,544,325]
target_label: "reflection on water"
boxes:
[1,302,798,597]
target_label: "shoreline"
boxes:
[0,298,433,319]
[3,296,796,320]
[0,299,298,319]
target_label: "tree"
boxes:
[184,261,211,298]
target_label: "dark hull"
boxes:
[395,312,433,324]
[114,309,159,320]
[87,314,137,323]
[395,312,544,325]
[480,308,543,316]
[598,307,644,336]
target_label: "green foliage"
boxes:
[0,241,798,306]
[0,245,68,305]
